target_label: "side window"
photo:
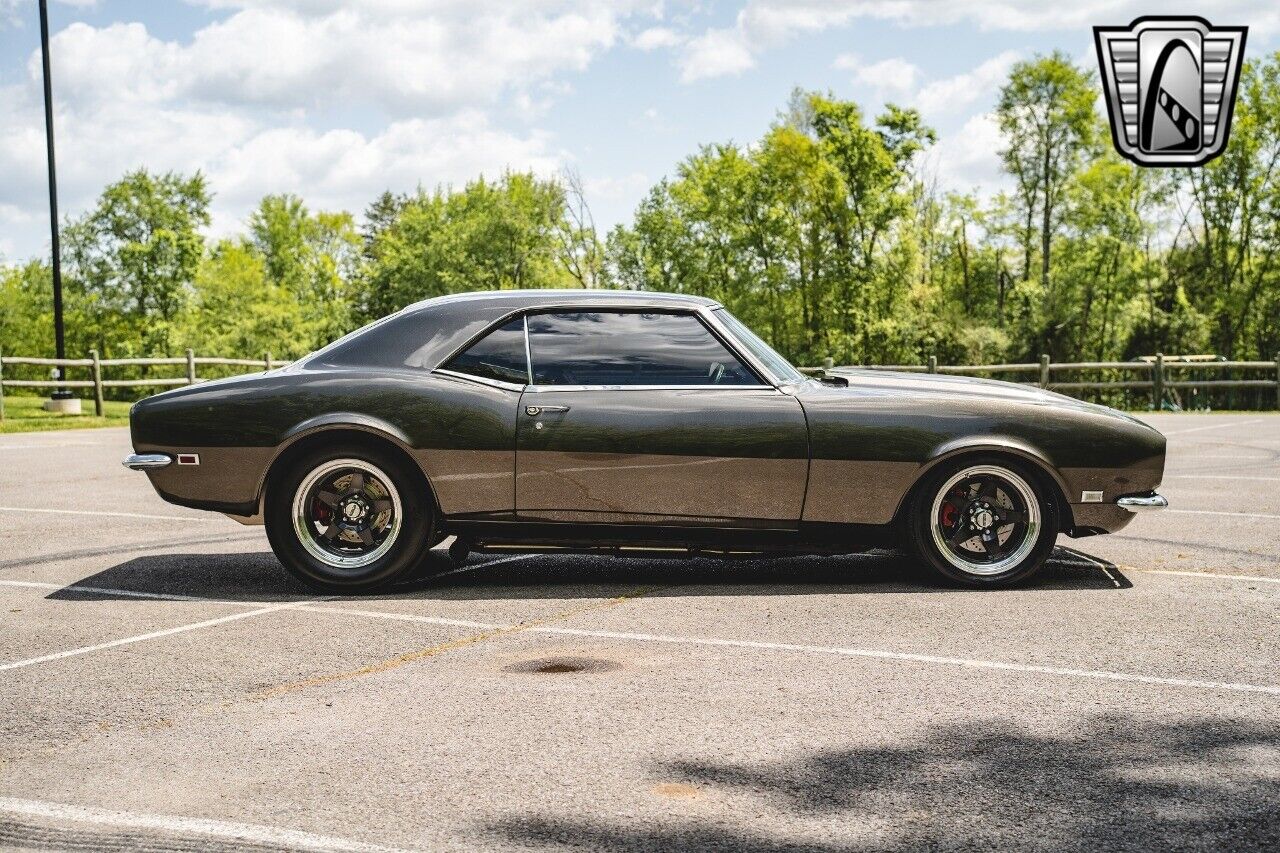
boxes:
[441,317,528,385]
[526,311,759,386]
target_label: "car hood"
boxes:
[824,368,1148,423]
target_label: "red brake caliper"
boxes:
[939,486,965,530]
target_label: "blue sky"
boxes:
[1,1,1276,261]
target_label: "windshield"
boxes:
[714,308,806,384]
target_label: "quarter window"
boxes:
[526,311,758,386]
[442,317,528,385]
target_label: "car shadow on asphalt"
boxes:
[49,545,1129,603]
[485,713,1280,851]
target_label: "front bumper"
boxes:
[1116,492,1168,512]
[123,453,172,470]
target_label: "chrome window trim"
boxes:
[523,313,534,385]
[524,384,779,393]
[434,301,716,370]
[696,305,787,388]
[433,368,526,392]
[432,300,788,391]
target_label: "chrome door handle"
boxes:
[525,404,570,416]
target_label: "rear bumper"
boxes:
[123,453,172,470]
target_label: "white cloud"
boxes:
[37,3,634,117]
[834,54,922,101]
[632,26,683,50]
[914,50,1021,116]
[680,1,1280,80]
[679,27,755,82]
[0,3,652,259]
[211,113,560,222]
[584,171,650,201]
[926,111,1007,197]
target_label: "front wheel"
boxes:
[265,444,433,593]
[907,458,1059,588]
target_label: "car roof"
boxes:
[402,289,721,314]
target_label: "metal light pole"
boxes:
[39,0,77,411]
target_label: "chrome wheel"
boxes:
[929,465,1040,577]
[291,459,402,570]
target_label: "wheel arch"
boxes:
[249,414,440,520]
[891,438,1075,531]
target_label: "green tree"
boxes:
[63,169,211,356]
[357,172,571,321]
[1174,53,1280,358]
[996,53,1097,292]
[249,194,360,346]
[181,240,311,360]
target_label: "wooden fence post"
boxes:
[264,351,274,371]
[1039,354,1050,389]
[185,349,196,385]
[1153,353,1165,410]
[89,349,104,417]
[0,346,5,422]
[927,355,938,374]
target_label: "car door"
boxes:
[515,308,808,527]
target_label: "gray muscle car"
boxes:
[125,290,1167,591]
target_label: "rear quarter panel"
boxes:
[129,367,519,516]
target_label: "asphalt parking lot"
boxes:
[1,412,1278,851]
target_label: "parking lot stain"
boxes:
[502,656,621,675]
[254,586,660,699]
[651,782,701,800]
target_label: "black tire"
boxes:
[906,455,1059,588]
[265,442,434,594]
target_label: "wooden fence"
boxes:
[1,349,1278,420]
[0,348,287,419]
[803,353,1280,410]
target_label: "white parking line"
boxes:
[0,597,329,673]
[1168,508,1280,520]
[429,553,541,581]
[1162,418,1265,435]
[5,571,1276,695]
[0,442,108,451]
[1165,475,1280,482]
[0,505,223,522]
[0,579,218,603]
[532,625,1280,696]
[299,600,1280,697]
[1054,549,1123,588]
[0,797,405,853]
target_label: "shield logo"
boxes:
[1095,16,1247,166]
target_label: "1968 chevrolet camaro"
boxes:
[125,290,1167,592]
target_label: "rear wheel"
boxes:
[907,458,1058,587]
[265,443,433,593]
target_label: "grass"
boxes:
[0,394,132,434]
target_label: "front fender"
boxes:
[902,435,1074,523]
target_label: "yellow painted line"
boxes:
[255,586,660,699]
[1127,567,1280,585]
